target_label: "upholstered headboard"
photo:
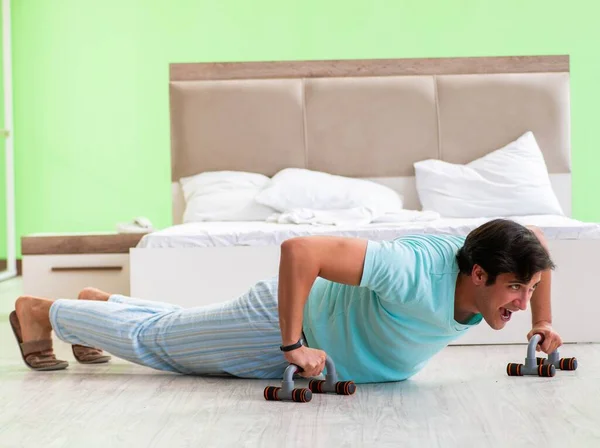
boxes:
[169,56,571,224]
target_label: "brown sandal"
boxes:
[72,345,111,364]
[9,311,69,371]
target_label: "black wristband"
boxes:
[280,339,303,352]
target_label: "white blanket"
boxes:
[266,207,440,226]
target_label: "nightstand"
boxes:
[21,232,148,299]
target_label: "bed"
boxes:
[130,55,600,345]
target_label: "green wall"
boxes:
[5,0,600,257]
[0,2,5,260]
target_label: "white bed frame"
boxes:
[131,56,600,345]
[131,174,600,344]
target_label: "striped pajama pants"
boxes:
[48,276,292,379]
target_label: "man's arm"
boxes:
[278,236,368,346]
[526,225,564,354]
[527,226,552,326]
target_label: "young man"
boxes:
[10,219,563,383]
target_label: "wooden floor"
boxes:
[1,277,599,448]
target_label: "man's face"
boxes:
[475,270,542,330]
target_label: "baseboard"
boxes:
[0,259,22,275]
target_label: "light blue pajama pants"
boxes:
[48,276,293,379]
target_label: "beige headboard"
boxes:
[169,55,571,223]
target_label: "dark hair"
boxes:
[456,219,555,285]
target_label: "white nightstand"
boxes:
[21,232,147,299]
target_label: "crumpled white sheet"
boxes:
[266,207,440,226]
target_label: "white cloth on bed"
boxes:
[265,207,440,226]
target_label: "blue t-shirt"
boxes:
[302,234,482,384]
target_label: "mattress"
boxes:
[137,215,600,249]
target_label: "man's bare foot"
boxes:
[14,296,54,342]
[78,287,111,302]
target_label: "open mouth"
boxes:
[500,307,513,322]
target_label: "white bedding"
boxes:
[137,215,600,249]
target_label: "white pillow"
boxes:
[180,171,276,222]
[254,168,404,215]
[414,132,563,218]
